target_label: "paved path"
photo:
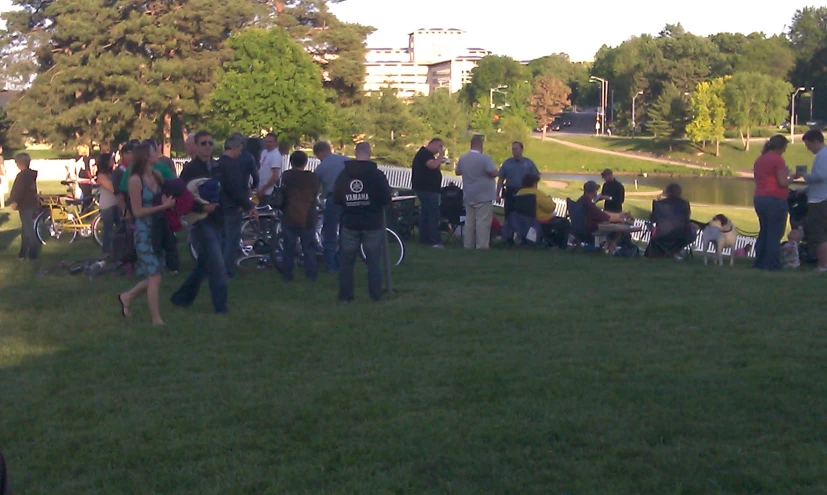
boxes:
[535,135,754,178]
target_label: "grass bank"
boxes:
[555,136,814,172]
[524,139,697,175]
[1,210,826,494]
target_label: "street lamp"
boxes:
[590,76,608,135]
[632,91,644,138]
[792,87,806,144]
[489,85,508,110]
[810,87,815,123]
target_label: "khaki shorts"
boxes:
[806,200,827,245]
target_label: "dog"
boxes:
[702,214,738,266]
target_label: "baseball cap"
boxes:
[601,168,613,177]
[584,180,600,193]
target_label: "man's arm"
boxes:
[804,155,827,184]
[486,156,499,178]
[617,183,625,205]
[375,172,392,207]
[258,161,281,195]
[224,166,254,211]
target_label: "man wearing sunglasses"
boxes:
[173,130,227,313]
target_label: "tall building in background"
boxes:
[364,28,490,98]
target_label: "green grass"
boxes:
[2,206,826,494]
[526,139,699,175]
[555,136,814,172]
[4,148,77,160]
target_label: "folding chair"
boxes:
[439,184,465,245]
[645,199,695,259]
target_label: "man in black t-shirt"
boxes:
[599,168,625,213]
[411,137,445,247]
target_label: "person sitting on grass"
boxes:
[516,174,571,248]
[576,180,630,243]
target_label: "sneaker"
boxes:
[673,254,684,261]
[432,244,445,249]
[815,266,827,273]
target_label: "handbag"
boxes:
[111,217,137,264]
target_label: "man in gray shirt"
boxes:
[456,135,499,249]
[796,130,827,271]
[496,141,539,217]
[313,141,349,272]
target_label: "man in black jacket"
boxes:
[600,168,625,213]
[333,141,392,301]
[214,135,257,278]
[171,130,228,313]
[8,153,40,260]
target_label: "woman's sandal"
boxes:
[118,294,131,318]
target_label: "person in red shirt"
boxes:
[753,135,794,270]
[576,181,629,241]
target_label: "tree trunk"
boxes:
[541,126,547,141]
[162,112,172,157]
[181,125,189,143]
[745,128,750,152]
[701,139,707,150]
[715,138,720,157]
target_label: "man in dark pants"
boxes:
[171,130,226,313]
[334,142,392,301]
[411,137,445,248]
[215,135,257,278]
[496,141,539,217]
[600,168,625,213]
[281,150,320,282]
[313,140,348,272]
[230,132,259,194]
[8,153,40,260]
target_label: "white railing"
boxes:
[171,157,757,257]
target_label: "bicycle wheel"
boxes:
[35,210,78,244]
[236,253,276,271]
[361,228,405,266]
[91,212,104,247]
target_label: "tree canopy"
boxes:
[528,76,571,140]
[723,72,791,150]
[207,27,328,145]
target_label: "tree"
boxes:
[788,7,827,121]
[3,0,260,153]
[709,33,794,80]
[461,55,529,105]
[486,116,530,165]
[365,86,426,166]
[468,97,496,136]
[724,72,791,151]
[528,76,571,140]
[327,103,361,156]
[273,0,374,105]
[207,28,328,145]
[411,88,468,153]
[685,78,727,156]
[646,84,688,147]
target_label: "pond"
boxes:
[542,174,768,207]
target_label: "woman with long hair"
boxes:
[95,152,118,254]
[753,135,793,270]
[118,144,176,325]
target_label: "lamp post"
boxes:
[632,91,644,138]
[792,87,805,144]
[489,85,508,110]
[810,87,815,123]
[590,76,608,135]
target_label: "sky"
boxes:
[2,0,826,61]
[330,0,827,61]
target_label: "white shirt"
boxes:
[259,148,282,195]
[805,147,827,204]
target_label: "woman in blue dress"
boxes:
[118,144,176,325]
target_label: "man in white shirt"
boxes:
[257,133,282,199]
[797,130,827,271]
[455,135,498,249]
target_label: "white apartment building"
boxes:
[364,28,490,98]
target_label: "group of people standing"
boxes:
[107,131,394,325]
[752,129,827,271]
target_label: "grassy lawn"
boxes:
[526,139,698,175]
[2,206,826,494]
[4,148,77,160]
[555,136,814,172]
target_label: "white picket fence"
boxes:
[170,157,758,257]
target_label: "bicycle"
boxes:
[35,180,103,246]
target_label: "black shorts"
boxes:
[806,200,827,245]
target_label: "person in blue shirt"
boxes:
[313,140,349,272]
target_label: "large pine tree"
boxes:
[2,0,260,152]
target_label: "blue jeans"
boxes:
[416,190,440,245]
[282,224,318,282]
[753,196,788,271]
[223,208,243,277]
[171,222,228,313]
[100,206,120,255]
[322,198,343,271]
[339,228,383,301]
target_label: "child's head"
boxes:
[14,153,31,171]
[788,228,803,242]
[289,150,308,169]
